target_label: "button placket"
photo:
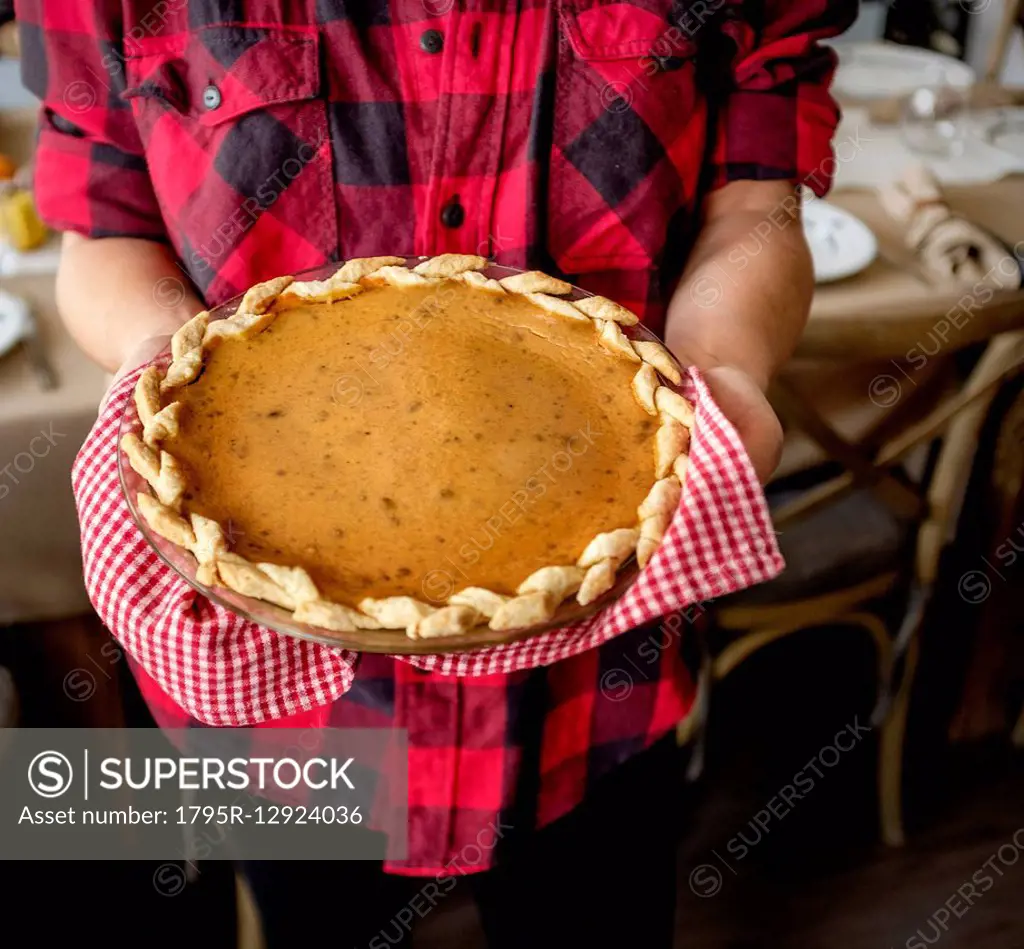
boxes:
[415,11,501,253]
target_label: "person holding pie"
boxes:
[18,0,856,945]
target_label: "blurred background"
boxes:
[0,2,1023,947]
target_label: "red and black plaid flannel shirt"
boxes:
[18,0,853,875]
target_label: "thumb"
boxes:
[700,365,783,485]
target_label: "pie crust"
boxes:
[123,256,694,640]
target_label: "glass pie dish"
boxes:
[118,260,682,654]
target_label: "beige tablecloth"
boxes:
[832,106,1024,190]
[806,176,1024,358]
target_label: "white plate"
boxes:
[0,234,62,276]
[0,290,30,360]
[802,201,878,284]
[831,42,975,100]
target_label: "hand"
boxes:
[694,365,784,485]
[662,182,812,484]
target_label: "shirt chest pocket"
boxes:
[549,0,709,276]
[122,27,337,303]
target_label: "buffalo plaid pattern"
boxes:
[17,0,855,327]
[20,0,853,874]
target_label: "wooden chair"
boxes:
[679,330,1024,846]
[236,874,266,949]
[950,379,1024,745]
[983,0,1023,83]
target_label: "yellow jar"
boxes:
[0,189,49,252]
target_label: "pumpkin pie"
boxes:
[122,255,694,639]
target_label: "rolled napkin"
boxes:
[878,163,1022,291]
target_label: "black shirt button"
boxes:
[440,197,465,229]
[202,84,222,110]
[420,29,444,54]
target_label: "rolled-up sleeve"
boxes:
[709,0,858,198]
[15,0,166,239]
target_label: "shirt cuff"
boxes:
[707,44,842,199]
[32,110,167,241]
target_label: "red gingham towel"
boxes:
[72,366,783,726]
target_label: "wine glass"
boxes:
[900,84,971,158]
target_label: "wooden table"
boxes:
[805,177,1024,359]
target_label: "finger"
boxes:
[736,404,783,485]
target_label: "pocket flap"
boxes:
[123,26,320,126]
[561,0,699,62]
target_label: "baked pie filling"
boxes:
[123,255,694,639]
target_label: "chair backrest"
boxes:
[984,0,1024,82]
[915,331,1024,582]
[769,331,1024,587]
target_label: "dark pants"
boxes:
[240,735,681,948]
